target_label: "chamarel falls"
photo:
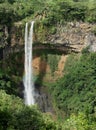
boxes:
[23,21,35,105]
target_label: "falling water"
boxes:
[24,21,35,105]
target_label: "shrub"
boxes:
[51,52,96,116]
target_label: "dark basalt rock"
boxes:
[35,85,54,113]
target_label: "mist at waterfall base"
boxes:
[23,21,35,105]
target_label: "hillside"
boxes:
[0,0,96,130]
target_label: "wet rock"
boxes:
[35,85,54,113]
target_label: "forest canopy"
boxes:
[0,0,96,26]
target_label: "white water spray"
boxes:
[24,21,35,105]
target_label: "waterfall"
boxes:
[24,21,35,105]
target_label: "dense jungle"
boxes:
[0,0,96,130]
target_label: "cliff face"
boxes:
[0,22,96,80]
[1,22,96,53]
[10,23,24,47]
[34,22,96,52]
[1,22,96,112]
[0,21,96,80]
[33,54,67,83]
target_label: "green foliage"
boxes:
[0,52,23,96]
[63,112,96,130]
[91,26,96,36]
[58,1,87,21]
[0,32,3,38]
[1,89,95,130]
[0,3,14,25]
[0,69,17,95]
[48,54,60,75]
[49,27,57,34]
[51,52,96,117]
[81,46,90,54]
[0,90,61,130]
[86,8,96,23]
[0,0,96,26]
[0,90,23,130]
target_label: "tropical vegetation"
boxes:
[0,0,96,130]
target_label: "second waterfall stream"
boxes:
[24,21,35,105]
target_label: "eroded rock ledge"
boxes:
[0,22,96,59]
[11,22,96,52]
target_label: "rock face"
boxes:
[1,22,96,59]
[10,23,24,46]
[84,33,96,52]
[33,22,96,52]
[33,54,67,82]
[0,23,24,59]
[0,25,9,59]
[35,85,54,113]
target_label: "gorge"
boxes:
[0,0,96,130]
